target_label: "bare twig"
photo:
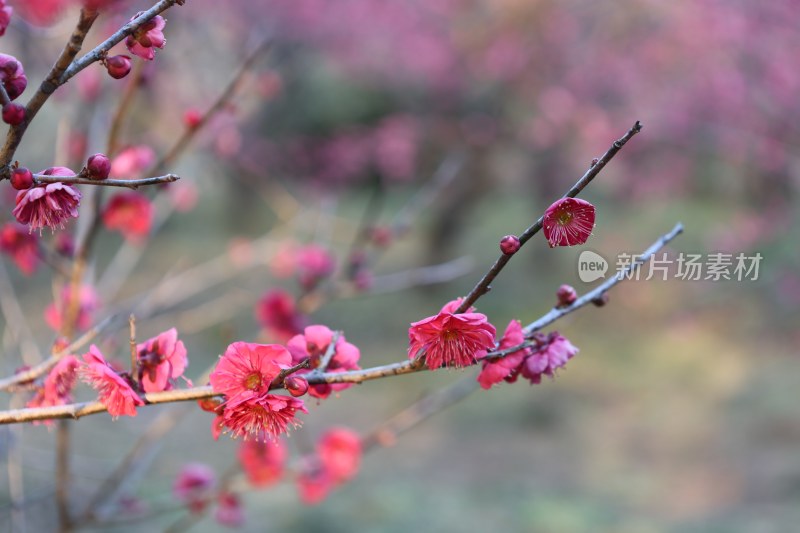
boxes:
[0,8,100,173]
[315,332,341,373]
[33,173,180,189]
[129,315,138,384]
[453,121,643,314]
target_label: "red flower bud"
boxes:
[86,153,111,180]
[183,109,202,129]
[556,284,577,307]
[2,102,25,125]
[284,375,309,397]
[10,167,33,190]
[499,234,521,255]
[105,55,132,79]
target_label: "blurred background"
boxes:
[0,0,798,531]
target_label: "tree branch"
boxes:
[33,173,180,189]
[453,120,643,314]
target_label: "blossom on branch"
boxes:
[255,289,306,342]
[408,306,496,370]
[12,169,81,232]
[542,197,596,247]
[477,320,530,389]
[220,391,307,440]
[125,12,166,61]
[79,345,144,418]
[318,427,362,482]
[101,192,153,243]
[136,328,188,393]
[26,355,79,424]
[210,342,308,439]
[520,333,579,384]
[286,325,361,399]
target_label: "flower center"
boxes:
[244,372,262,390]
[442,330,458,342]
[557,211,573,225]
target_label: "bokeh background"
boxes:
[0,0,798,531]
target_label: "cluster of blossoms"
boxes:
[209,342,308,440]
[22,329,190,419]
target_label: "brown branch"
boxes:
[33,173,180,189]
[453,120,643,314]
[0,9,100,174]
[0,222,682,425]
[0,314,119,391]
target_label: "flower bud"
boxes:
[0,54,27,101]
[105,55,132,79]
[183,109,202,129]
[86,153,111,180]
[2,102,25,125]
[556,284,577,307]
[499,234,521,255]
[284,375,309,397]
[592,293,609,307]
[10,167,33,190]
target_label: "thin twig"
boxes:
[453,121,643,314]
[0,314,119,391]
[0,8,100,173]
[314,332,341,373]
[33,173,180,189]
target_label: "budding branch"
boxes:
[0,222,683,425]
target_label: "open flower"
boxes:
[255,289,306,342]
[209,342,292,399]
[125,13,166,60]
[520,333,579,384]
[477,320,530,389]
[408,309,496,370]
[102,192,153,243]
[238,436,287,487]
[12,169,81,232]
[27,355,79,424]
[542,197,596,247]
[286,325,361,399]
[220,392,307,440]
[318,427,362,483]
[79,345,143,418]
[137,328,188,393]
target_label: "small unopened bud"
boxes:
[197,397,224,413]
[285,375,309,397]
[183,109,202,129]
[2,102,25,125]
[105,55,132,79]
[590,158,600,167]
[556,284,577,307]
[86,153,111,180]
[499,234,521,255]
[55,233,74,257]
[592,293,609,307]
[10,167,33,190]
